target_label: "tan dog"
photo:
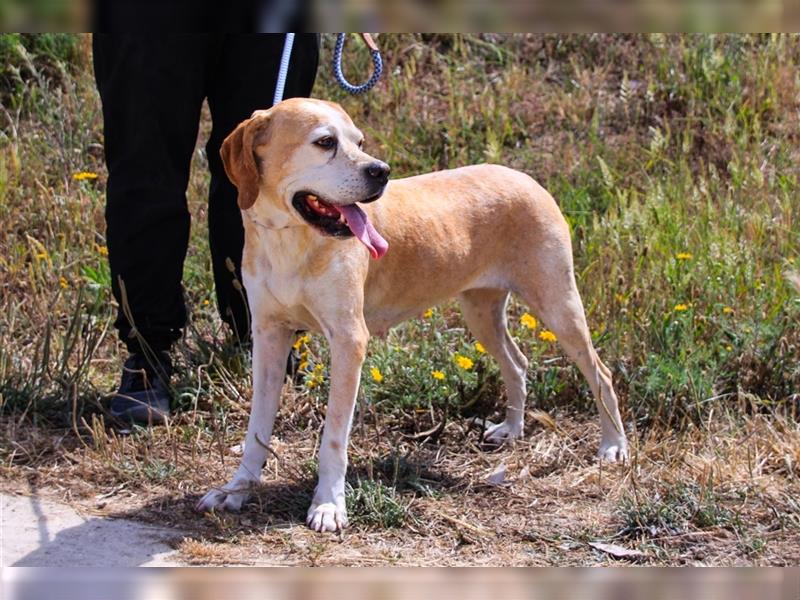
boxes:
[196,98,628,532]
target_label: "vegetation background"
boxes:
[1,33,798,565]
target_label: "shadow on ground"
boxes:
[3,482,182,567]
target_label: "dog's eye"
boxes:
[314,136,336,150]
[358,139,365,149]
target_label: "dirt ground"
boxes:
[3,398,799,566]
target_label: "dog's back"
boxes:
[363,164,570,320]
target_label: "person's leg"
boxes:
[93,34,210,355]
[94,34,213,422]
[205,33,319,341]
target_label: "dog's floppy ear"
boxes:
[220,110,272,210]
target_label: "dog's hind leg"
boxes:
[459,288,529,443]
[517,251,628,462]
[196,323,294,513]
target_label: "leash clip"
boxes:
[360,33,379,53]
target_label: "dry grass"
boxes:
[3,384,799,565]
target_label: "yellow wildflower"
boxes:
[370,367,383,383]
[431,370,445,380]
[72,171,98,181]
[423,308,434,318]
[96,244,108,256]
[203,299,209,306]
[722,306,734,314]
[298,361,309,372]
[306,379,318,389]
[674,303,689,312]
[520,312,537,330]
[59,276,68,289]
[35,251,48,261]
[538,330,557,343]
[474,342,486,354]
[293,333,310,350]
[454,354,474,370]
[314,363,324,373]
[725,345,733,352]
[675,252,692,260]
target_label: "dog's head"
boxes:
[221,98,389,259]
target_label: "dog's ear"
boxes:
[220,110,272,210]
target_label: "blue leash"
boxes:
[273,33,382,106]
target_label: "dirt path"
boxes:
[1,492,182,566]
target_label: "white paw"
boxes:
[306,501,348,533]
[483,420,523,445]
[597,438,629,463]
[195,479,255,513]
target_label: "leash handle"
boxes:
[333,33,383,95]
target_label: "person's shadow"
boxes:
[6,482,182,567]
[7,476,315,567]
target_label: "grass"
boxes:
[0,33,799,565]
[618,482,742,540]
[346,479,408,528]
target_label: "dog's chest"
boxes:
[242,259,314,327]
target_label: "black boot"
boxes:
[110,352,172,425]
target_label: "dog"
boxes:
[196,98,628,532]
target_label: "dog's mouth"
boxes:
[292,191,388,259]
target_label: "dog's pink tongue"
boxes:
[338,204,388,259]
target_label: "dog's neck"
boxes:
[243,214,322,275]
[241,194,299,231]
[244,212,302,232]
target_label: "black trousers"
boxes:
[93,34,319,353]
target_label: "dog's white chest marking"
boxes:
[243,263,318,334]
[241,228,319,327]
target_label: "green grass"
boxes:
[1,33,799,449]
[618,481,742,539]
[346,479,408,528]
[321,34,800,429]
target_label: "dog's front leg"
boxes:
[196,323,293,513]
[306,321,369,532]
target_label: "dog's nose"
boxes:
[365,161,390,184]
